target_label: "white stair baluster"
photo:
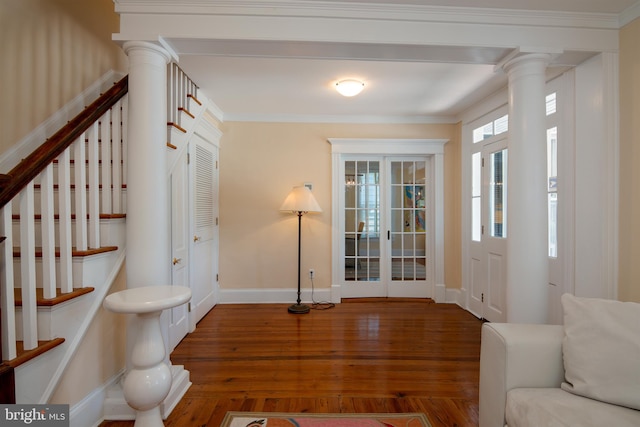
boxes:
[74,134,88,251]
[121,94,128,205]
[0,202,17,360]
[87,123,100,249]
[40,164,57,299]
[100,110,112,215]
[112,100,123,214]
[19,182,38,350]
[58,148,73,293]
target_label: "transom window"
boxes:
[472,114,509,143]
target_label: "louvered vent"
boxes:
[195,144,214,233]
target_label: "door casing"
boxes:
[329,138,447,302]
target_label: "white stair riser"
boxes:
[14,293,94,341]
[12,247,121,290]
[12,217,125,247]
[32,162,112,185]
[14,342,66,404]
[11,188,127,217]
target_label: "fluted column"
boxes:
[123,41,172,289]
[502,53,551,324]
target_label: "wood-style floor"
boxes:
[100,298,483,427]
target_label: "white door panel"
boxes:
[169,148,190,351]
[189,136,218,327]
[467,137,507,322]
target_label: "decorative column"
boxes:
[104,41,191,424]
[123,41,172,289]
[121,41,176,377]
[502,53,551,324]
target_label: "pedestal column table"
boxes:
[104,286,191,427]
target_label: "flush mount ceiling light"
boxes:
[335,79,365,97]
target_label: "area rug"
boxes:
[220,412,432,427]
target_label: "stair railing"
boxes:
[0,76,128,361]
[167,63,200,146]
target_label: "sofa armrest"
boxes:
[479,323,565,427]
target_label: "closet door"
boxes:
[169,147,190,351]
[189,135,219,328]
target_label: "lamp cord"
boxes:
[310,276,335,310]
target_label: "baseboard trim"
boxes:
[434,283,447,302]
[219,286,466,305]
[219,288,332,304]
[102,365,191,422]
[70,368,123,427]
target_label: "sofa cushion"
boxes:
[560,293,640,410]
[506,388,640,427]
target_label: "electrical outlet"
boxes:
[309,269,315,279]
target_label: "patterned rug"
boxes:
[220,412,432,427]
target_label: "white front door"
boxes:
[468,138,508,322]
[169,148,190,351]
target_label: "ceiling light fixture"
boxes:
[335,79,365,97]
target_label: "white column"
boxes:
[502,53,550,324]
[123,41,172,289]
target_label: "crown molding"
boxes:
[222,113,458,124]
[113,0,621,30]
[620,1,640,27]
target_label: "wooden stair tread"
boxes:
[13,246,118,257]
[167,122,187,133]
[12,213,126,220]
[13,287,95,307]
[178,107,195,119]
[6,338,65,368]
[187,93,202,106]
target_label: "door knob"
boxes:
[173,257,182,265]
[193,235,201,242]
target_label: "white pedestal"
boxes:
[104,286,191,427]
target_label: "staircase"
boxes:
[0,76,128,404]
[0,63,206,417]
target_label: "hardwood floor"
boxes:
[100,298,483,427]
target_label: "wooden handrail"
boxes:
[0,76,128,209]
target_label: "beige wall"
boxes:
[219,121,462,292]
[0,0,127,155]
[618,17,640,302]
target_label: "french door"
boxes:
[341,156,432,298]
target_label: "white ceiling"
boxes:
[156,0,639,122]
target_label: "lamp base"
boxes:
[288,303,310,314]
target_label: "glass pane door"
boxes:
[344,161,380,282]
[390,160,427,282]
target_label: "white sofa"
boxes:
[479,294,640,427]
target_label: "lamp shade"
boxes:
[280,186,322,213]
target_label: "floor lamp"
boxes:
[280,186,322,314]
